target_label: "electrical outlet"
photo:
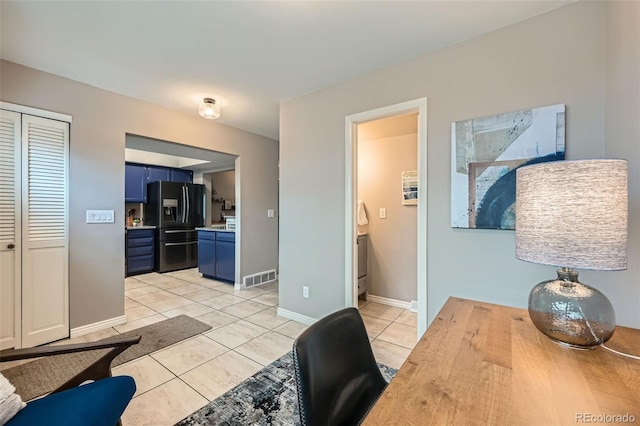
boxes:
[379,208,387,219]
[267,209,275,218]
[302,286,310,298]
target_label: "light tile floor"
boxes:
[5,269,418,425]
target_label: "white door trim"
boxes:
[0,101,72,123]
[344,98,428,337]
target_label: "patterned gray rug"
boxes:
[176,351,397,426]
[1,315,211,401]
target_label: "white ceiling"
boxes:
[126,134,237,171]
[0,1,571,141]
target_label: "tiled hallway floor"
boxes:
[18,269,418,425]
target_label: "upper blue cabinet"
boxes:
[147,165,171,183]
[125,162,193,203]
[171,168,193,183]
[125,163,148,203]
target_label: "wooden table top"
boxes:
[363,297,640,425]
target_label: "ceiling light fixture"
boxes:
[199,98,221,120]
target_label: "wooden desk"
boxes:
[363,297,640,425]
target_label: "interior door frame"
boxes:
[344,98,428,337]
[1,101,72,349]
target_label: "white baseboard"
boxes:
[366,294,415,311]
[410,300,418,313]
[277,308,317,326]
[70,315,127,338]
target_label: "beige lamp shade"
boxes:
[515,159,628,271]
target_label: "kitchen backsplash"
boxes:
[125,202,144,226]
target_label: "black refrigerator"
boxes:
[145,181,206,273]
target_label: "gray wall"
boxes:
[358,132,417,302]
[0,60,279,329]
[279,1,640,328]
[211,170,236,223]
[602,0,640,327]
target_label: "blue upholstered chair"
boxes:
[0,336,140,426]
[6,376,136,426]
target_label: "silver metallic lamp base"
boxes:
[528,268,616,349]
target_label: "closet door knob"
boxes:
[7,244,15,249]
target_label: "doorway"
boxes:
[124,134,239,282]
[344,98,428,337]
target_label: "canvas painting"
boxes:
[402,170,418,205]
[451,103,565,230]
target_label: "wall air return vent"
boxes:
[242,269,277,288]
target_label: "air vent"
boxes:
[243,269,277,288]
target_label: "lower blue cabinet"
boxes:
[215,234,235,282]
[198,230,235,282]
[126,229,155,276]
[198,231,216,278]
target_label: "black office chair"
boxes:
[292,307,388,426]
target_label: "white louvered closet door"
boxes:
[21,114,69,347]
[0,110,22,350]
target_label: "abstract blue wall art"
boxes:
[450,104,565,230]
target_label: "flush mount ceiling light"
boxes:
[199,98,221,120]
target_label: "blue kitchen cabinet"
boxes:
[198,230,235,282]
[126,163,193,201]
[215,232,236,282]
[147,166,171,183]
[126,229,155,276]
[198,231,216,278]
[125,163,147,202]
[171,168,193,183]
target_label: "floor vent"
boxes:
[243,269,277,288]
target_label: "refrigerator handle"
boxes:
[182,186,187,224]
[185,185,190,224]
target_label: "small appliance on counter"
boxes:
[224,216,236,231]
[144,181,206,273]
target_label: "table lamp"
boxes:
[515,159,628,349]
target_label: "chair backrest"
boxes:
[293,307,388,426]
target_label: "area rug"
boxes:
[176,351,397,426]
[1,314,211,401]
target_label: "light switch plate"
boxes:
[267,209,275,218]
[86,210,115,224]
[379,208,387,219]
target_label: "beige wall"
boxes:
[210,170,236,223]
[358,126,417,302]
[603,0,640,326]
[280,1,640,328]
[0,60,279,329]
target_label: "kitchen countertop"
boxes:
[196,227,235,233]
[126,225,156,230]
